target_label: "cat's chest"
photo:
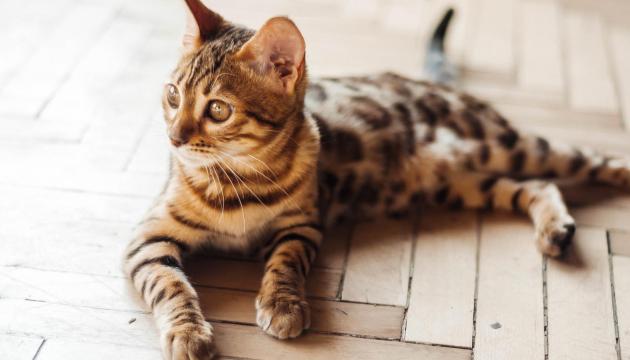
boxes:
[200,207,275,251]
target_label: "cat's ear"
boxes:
[235,17,306,94]
[182,0,223,51]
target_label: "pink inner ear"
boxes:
[269,52,296,76]
[237,17,305,91]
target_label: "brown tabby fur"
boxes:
[123,1,630,359]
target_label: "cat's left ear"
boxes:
[182,0,224,51]
[235,17,306,94]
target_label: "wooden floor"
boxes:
[1,0,630,359]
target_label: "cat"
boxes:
[123,1,630,359]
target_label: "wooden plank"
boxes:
[0,28,171,149]
[187,258,342,299]
[573,206,630,232]
[499,102,622,131]
[0,265,400,339]
[380,0,428,34]
[213,323,471,360]
[0,142,131,173]
[0,219,132,277]
[464,0,515,79]
[566,182,630,257]
[517,0,563,94]
[563,186,630,234]
[0,187,147,276]
[341,219,413,306]
[315,223,352,270]
[0,334,43,360]
[76,39,172,152]
[474,214,545,359]
[518,123,630,156]
[37,16,153,146]
[0,299,159,349]
[613,255,630,358]
[610,230,630,257]
[197,287,403,339]
[297,16,421,77]
[36,340,160,360]
[547,227,617,359]
[0,167,166,198]
[125,117,170,174]
[462,80,564,108]
[0,267,140,312]
[562,185,630,210]
[0,0,72,84]
[564,11,618,113]
[609,26,630,129]
[0,298,468,360]
[0,185,149,224]
[404,211,476,347]
[0,3,116,117]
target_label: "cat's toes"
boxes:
[162,321,216,360]
[255,293,310,339]
[536,221,576,257]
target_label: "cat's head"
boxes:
[163,0,308,168]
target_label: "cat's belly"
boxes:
[317,138,464,225]
[305,73,488,225]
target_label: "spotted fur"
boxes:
[123,2,630,359]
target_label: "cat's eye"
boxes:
[165,84,180,109]
[206,100,232,122]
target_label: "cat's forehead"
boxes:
[174,24,255,91]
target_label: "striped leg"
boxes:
[444,172,575,257]
[257,222,322,339]
[470,133,630,188]
[124,223,214,359]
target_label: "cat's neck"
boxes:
[173,111,320,197]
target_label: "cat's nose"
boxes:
[168,123,195,147]
[169,137,184,147]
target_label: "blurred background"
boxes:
[1,0,630,359]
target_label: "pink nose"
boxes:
[168,125,194,147]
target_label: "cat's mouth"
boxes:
[171,146,216,167]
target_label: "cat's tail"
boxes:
[423,8,456,85]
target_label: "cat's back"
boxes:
[305,71,506,133]
[305,72,510,169]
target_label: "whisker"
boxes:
[247,154,280,180]
[210,163,226,223]
[204,162,225,223]
[214,157,247,232]
[220,157,275,216]
[214,150,304,215]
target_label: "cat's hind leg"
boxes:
[439,172,575,257]
[467,131,630,189]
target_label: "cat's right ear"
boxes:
[182,0,223,51]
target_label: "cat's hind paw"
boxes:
[536,221,576,257]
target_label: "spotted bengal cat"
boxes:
[123,1,630,358]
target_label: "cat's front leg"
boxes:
[257,222,323,339]
[124,215,215,359]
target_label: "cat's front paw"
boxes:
[536,220,576,257]
[162,321,216,360]
[255,292,311,339]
